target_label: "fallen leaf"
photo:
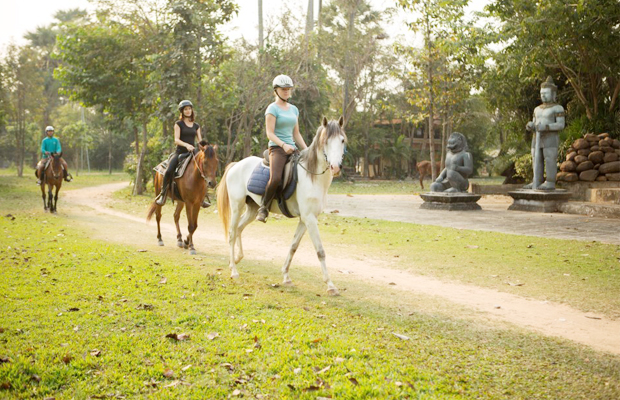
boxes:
[346,194,353,197]
[31,374,41,382]
[316,366,331,374]
[68,307,79,312]
[182,364,192,371]
[303,385,320,392]
[330,209,340,213]
[294,368,302,374]
[0,356,10,364]
[232,389,241,396]
[61,354,73,364]
[136,304,154,310]
[349,377,359,385]
[221,363,234,371]
[338,270,353,274]
[163,368,174,378]
[90,349,101,357]
[392,332,410,340]
[206,332,219,340]
[1,382,11,390]
[388,282,396,286]
[584,314,602,320]
[159,277,167,284]
[137,249,148,252]
[165,333,190,341]
[467,245,479,249]
[506,282,525,286]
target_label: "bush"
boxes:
[513,152,533,182]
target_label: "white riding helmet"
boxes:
[45,126,54,132]
[272,75,294,89]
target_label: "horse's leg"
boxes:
[186,202,200,255]
[233,202,259,264]
[41,183,47,211]
[53,184,59,213]
[155,204,164,246]
[419,171,424,189]
[228,200,244,279]
[47,185,53,212]
[281,220,307,286]
[303,214,339,296]
[173,202,185,248]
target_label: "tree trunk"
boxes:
[258,0,264,49]
[133,121,148,196]
[343,7,356,126]
[108,130,113,175]
[440,115,447,170]
[425,8,437,180]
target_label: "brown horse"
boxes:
[39,153,63,213]
[147,142,218,255]
[416,160,440,189]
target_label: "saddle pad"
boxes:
[247,162,297,200]
[153,153,192,179]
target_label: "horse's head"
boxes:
[319,116,347,177]
[50,153,63,179]
[199,141,218,188]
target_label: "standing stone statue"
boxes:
[524,76,566,190]
[430,132,473,193]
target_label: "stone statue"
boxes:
[524,76,565,190]
[430,132,473,193]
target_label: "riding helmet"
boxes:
[178,100,194,111]
[45,126,55,132]
[272,75,294,89]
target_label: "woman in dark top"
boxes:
[156,100,204,206]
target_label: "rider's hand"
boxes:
[186,144,195,152]
[282,143,294,155]
[45,151,50,156]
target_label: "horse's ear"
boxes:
[338,116,344,127]
[322,116,328,127]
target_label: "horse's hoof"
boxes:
[177,241,184,248]
[283,280,294,286]
[231,272,240,279]
[157,240,164,246]
[189,249,196,255]
[327,288,340,296]
[234,256,243,264]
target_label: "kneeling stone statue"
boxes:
[430,132,473,193]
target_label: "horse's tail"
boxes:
[146,173,161,222]
[216,162,236,241]
[146,201,157,222]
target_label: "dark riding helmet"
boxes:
[178,100,193,111]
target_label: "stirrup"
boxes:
[36,179,42,185]
[155,192,167,206]
[201,200,211,208]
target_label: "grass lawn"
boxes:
[1,173,619,399]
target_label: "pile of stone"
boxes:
[558,133,620,182]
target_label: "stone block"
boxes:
[606,173,620,181]
[559,172,578,182]
[573,138,590,150]
[588,150,604,164]
[566,151,577,161]
[578,149,590,156]
[420,192,482,211]
[508,189,572,213]
[585,133,598,142]
[560,160,576,172]
[613,139,620,149]
[600,161,620,174]
[574,155,588,164]
[602,146,614,153]
[591,145,600,151]
[596,175,607,181]
[576,161,594,172]
[579,169,599,181]
[604,152,619,163]
[599,138,613,147]
[597,132,610,139]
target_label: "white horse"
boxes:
[216,116,347,295]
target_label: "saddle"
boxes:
[153,152,193,179]
[247,150,299,218]
[153,153,193,202]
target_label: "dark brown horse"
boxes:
[416,160,440,189]
[147,142,218,255]
[39,153,63,213]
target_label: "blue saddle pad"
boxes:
[247,162,297,200]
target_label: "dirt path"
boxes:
[63,183,620,355]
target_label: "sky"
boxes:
[0,0,490,50]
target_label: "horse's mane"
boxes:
[301,120,346,182]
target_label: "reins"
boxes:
[192,150,212,202]
[298,149,330,176]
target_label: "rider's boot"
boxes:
[155,185,168,206]
[36,165,43,185]
[256,204,269,223]
[63,169,73,182]
[201,196,211,208]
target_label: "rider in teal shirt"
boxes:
[36,126,72,184]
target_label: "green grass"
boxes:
[2,212,620,399]
[1,174,620,398]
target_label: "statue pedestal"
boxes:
[507,189,571,213]
[420,192,482,211]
